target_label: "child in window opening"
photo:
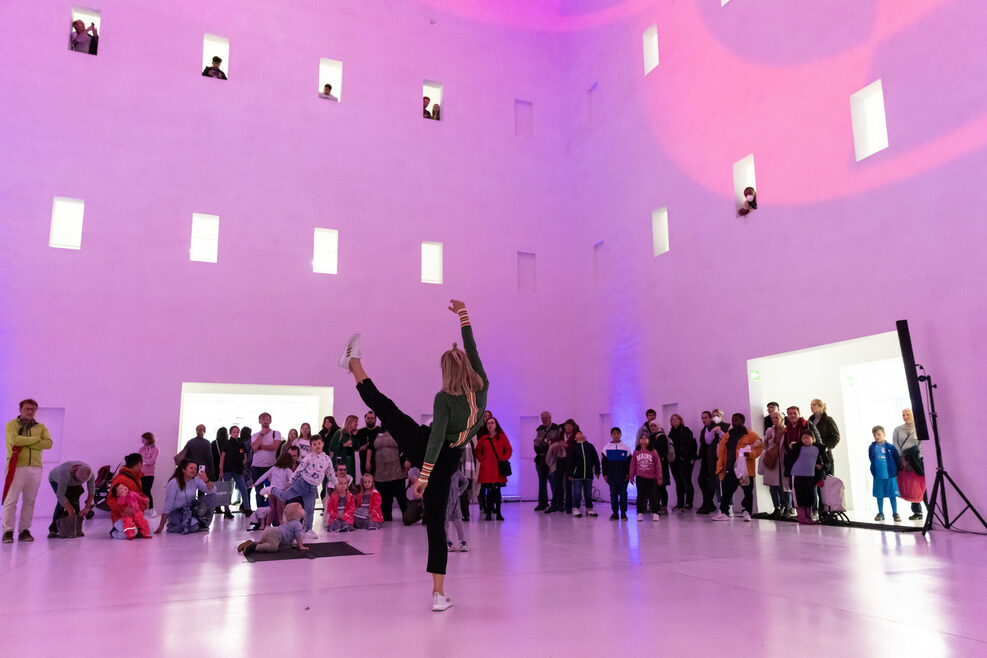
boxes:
[432,104,441,121]
[423,96,432,118]
[320,83,339,101]
[203,56,227,80]
[738,187,757,216]
[70,19,98,55]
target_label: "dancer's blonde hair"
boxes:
[441,343,483,396]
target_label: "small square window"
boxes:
[50,197,84,250]
[517,252,536,291]
[593,240,605,282]
[313,228,338,274]
[643,25,659,75]
[190,213,219,263]
[70,7,100,55]
[423,80,443,121]
[850,79,889,161]
[318,58,342,101]
[652,207,669,257]
[514,99,533,137]
[202,34,229,79]
[421,241,443,284]
[733,154,756,211]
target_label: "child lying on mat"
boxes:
[237,502,307,556]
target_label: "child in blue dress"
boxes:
[869,426,901,522]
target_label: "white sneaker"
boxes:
[338,333,362,369]
[574,511,583,518]
[459,540,469,552]
[447,541,454,551]
[743,511,752,522]
[304,530,319,541]
[637,513,644,522]
[432,592,454,612]
[652,513,660,522]
[711,511,729,521]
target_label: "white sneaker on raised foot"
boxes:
[652,513,660,522]
[304,530,319,541]
[711,511,729,521]
[637,513,644,522]
[338,333,362,370]
[432,592,454,612]
[743,511,752,522]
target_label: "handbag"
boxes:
[666,434,676,463]
[488,436,512,477]
[897,469,926,503]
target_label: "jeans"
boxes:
[49,482,83,535]
[535,459,550,508]
[224,472,251,513]
[570,478,594,511]
[548,469,566,511]
[608,479,628,514]
[251,466,271,508]
[769,485,792,509]
[271,479,318,531]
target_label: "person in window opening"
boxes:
[320,83,338,101]
[431,104,441,121]
[738,187,757,216]
[423,96,432,119]
[203,56,227,80]
[70,19,98,55]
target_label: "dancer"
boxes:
[339,299,488,612]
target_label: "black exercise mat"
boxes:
[244,541,367,562]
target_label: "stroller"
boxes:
[818,475,850,525]
[91,464,118,516]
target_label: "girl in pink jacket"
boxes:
[630,434,663,522]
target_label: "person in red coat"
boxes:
[354,473,384,529]
[108,453,150,539]
[476,417,512,521]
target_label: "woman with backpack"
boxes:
[476,416,512,521]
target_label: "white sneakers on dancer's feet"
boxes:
[432,592,454,612]
[338,333,362,370]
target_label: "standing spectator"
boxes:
[432,104,441,121]
[784,431,826,525]
[457,437,477,521]
[138,432,159,514]
[296,423,315,458]
[784,406,822,514]
[668,414,696,510]
[210,427,229,514]
[3,399,53,543]
[696,410,728,514]
[180,425,216,482]
[367,430,409,522]
[70,19,98,55]
[646,420,672,515]
[568,431,600,517]
[764,402,780,433]
[446,469,469,551]
[559,419,578,514]
[544,434,567,514]
[357,411,383,475]
[893,408,926,520]
[319,416,340,443]
[319,83,338,101]
[808,399,840,475]
[220,426,251,518]
[641,409,657,435]
[758,411,792,518]
[202,56,227,79]
[330,415,359,477]
[532,411,559,511]
[869,426,901,522]
[251,413,281,508]
[714,414,763,522]
[46,461,95,538]
[601,428,632,520]
[423,96,432,118]
[476,417,512,521]
[629,432,661,522]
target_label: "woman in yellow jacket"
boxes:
[713,413,763,522]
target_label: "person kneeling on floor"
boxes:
[47,461,95,538]
[238,502,308,556]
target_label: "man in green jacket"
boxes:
[3,399,53,543]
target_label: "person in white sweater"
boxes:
[264,436,331,540]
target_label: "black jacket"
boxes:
[810,413,841,450]
[648,431,672,480]
[568,441,601,479]
[669,425,697,463]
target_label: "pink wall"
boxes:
[2,1,985,518]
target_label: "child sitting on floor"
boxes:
[353,473,383,530]
[446,469,469,552]
[325,481,355,532]
[109,483,152,540]
[254,451,295,528]
[238,502,308,556]
[869,425,901,523]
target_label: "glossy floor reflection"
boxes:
[0,504,984,656]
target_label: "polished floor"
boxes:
[1,503,984,657]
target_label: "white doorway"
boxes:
[747,331,910,514]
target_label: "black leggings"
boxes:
[357,378,460,575]
[635,478,659,514]
[141,475,155,510]
[377,479,407,522]
[480,483,502,515]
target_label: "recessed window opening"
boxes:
[202,34,229,79]
[318,58,342,101]
[517,252,536,291]
[652,207,669,257]
[643,24,659,75]
[850,79,889,161]
[423,80,443,121]
[732,154,756,211]
[313,228,339,274]
[50,197,84,250]
[514,100,533,137]
[587,82,598,123]
[70,7,100,55]
[421,241,443,284]
[190,213,219,263]
[593,240,605,282]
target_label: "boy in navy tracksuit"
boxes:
[601,428,632,520]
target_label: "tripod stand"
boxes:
[919,365,987,535]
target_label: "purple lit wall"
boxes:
[2,1,985,516]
